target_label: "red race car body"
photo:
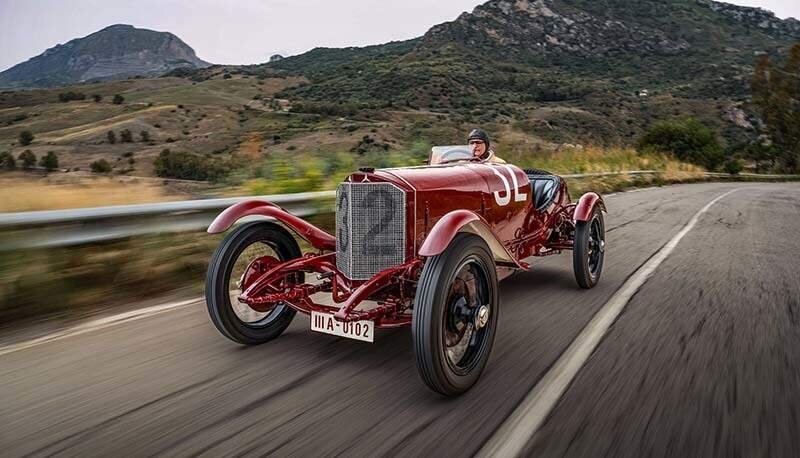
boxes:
[205,146,606,395]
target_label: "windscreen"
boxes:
[429,145,473,165]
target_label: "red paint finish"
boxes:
[207,200,336,251]
[573,192,607,221]
[418,209,480,256]
[208,161,605,329]
[378,163,532,250]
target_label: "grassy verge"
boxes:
[0,233,220,324]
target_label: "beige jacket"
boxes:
[485,149,506,164]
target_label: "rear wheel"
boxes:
[413,234,499,396]
[205,222,302,345]
[573,208,605,288]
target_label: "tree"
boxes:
[39,151,59,171]
[0,152,16,170]
[18,150,36,169]
[18,130,34,146]
[745,142,780,172]
[93,94,103,103]
[154,149,227,181]
[140,130,150,142]
[58,92,85,102]
[113,94,125,105]
[751,44,800,172]
[90,159,112,173]
[723,158,744,175]
[107,130,117,144]
[637,117,725,170]
[119,129,133,143]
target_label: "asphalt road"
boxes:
[2,182,799,457]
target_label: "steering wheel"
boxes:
[439,156,485,165]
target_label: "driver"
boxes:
[468,129,506,164]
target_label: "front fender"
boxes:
[207,200,336,251]
[419,209,525,268]
[574,192,606,221]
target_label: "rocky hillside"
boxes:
[255,0,798,145]
[0,25,211,89]
[421,0,800,60]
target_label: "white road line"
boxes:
[0,298,202,357]
[479,188,740,457]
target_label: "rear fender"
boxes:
[207,200,336,251]
[574,192,606,222]
[418,209,525,268]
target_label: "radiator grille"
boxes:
[336,182,406,280]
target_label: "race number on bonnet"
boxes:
[311,311,374,343]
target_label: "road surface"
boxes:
[2,182,799,457]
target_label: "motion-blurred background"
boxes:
[1,1,799,455]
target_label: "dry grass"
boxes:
[504,145,704,175]
[0,174,188,212]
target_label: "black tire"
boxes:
[205,221,302,345]
[412,234,499,396]
[573,208,605,289]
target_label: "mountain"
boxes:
[0,24,211,89]
[258,0,799,144]
[268,0,800,103]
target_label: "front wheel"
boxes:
[413,234,499,396]
[205,221,302,345]
[573,208,605,288]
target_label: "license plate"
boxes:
[311,311,374,343]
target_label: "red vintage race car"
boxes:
[205,145,606,396]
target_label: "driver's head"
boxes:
[468,128,490,158]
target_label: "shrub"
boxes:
[107,130,117,144]
[0,152,16,170]
[222,73,232,79]
[58,91,86,102]
[723,158,744,175]
[637,118,724,170]
[112,94,125,105]
[92,94,103,103]
[39,151,59,171]
[153,149,227,181]
[18,130,34,146]
[90,159,112,173]
[140,130,150,142]
[119,129,133,143]
[18,150,36,169]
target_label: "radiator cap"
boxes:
[358,166,375,173]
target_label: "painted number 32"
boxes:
[491,165,528,206]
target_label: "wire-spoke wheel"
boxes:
[206,222,302,345]
[413,234,498,396]
[573,208,605,289]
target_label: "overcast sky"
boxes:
[1,0,798,72]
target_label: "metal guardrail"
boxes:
[0,190,335,250]
[1,170,797,250]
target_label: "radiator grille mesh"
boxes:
[336,182,406,280]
